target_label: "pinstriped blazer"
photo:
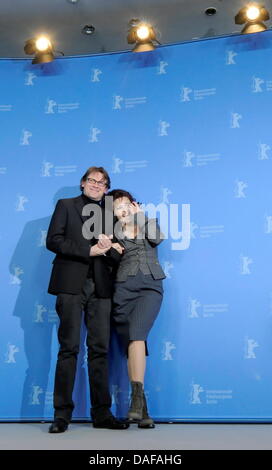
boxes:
[113,212,166,282]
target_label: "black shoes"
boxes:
[48,403,154,432]
[92,414,129,430]
[48,415,129,432]
[48,418,69,433]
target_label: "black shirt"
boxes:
[81,193,103,278]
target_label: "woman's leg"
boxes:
[127,341,145,421]
[127,340,146,383]
[127,340,155,427]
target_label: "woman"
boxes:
[108,189,166,429]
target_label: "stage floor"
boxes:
[0,423,272,450]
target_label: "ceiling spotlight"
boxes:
[127,19,158,52]
[136,25,150,40]
[36,37,51,52]
[24,36,55,64]
[247,5,262,20]
[205,7,217,16]
[235,3,270,34]
[81,25,95,35]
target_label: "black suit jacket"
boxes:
[46,195,119,297]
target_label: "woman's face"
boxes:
[114,197,133,222]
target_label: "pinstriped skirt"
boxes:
[112,270,163,356]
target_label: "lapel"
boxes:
[74,196,86,225]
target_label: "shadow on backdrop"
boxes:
[10,185,128,420]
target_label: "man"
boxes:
[46,166,128,432]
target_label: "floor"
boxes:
[0,422,272,450]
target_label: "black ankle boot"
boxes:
[138,392,155,429]
[128,381,144,422]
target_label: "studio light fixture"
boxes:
[235,3,270,34]
[205,7,217,16]
[127,19,159,52]
[24,36,55,64]
[81,25,95,35]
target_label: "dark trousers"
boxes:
[53,277,112,422]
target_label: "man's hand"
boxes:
[90,243,111,256]
[97,234,113,250]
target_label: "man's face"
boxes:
[81,171,108,201]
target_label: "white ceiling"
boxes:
[1,0,272,58]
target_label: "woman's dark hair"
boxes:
[107,189,136,203]
[80,166,111,191]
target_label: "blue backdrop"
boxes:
[1,30,272,422]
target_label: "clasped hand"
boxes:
[90,234,124,256]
